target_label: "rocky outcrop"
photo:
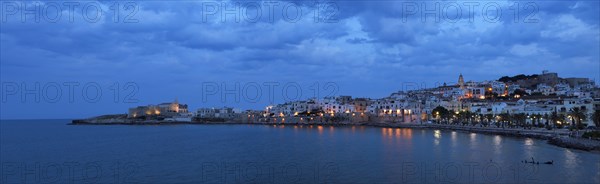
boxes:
[548,137,600,151]
[71,114,129,124]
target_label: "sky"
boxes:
[1,0,599,119]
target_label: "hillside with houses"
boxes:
[112,71,600,131]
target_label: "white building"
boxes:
[196,107,241,118]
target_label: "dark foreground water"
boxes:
[1,120,599,184]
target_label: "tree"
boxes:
[593,110,600,127]
[528,114,536,127]
[432,106,449,124]
[484,114,494,127]
[458,111,472,126]
[511,89,529,97]
[531,114,544,128]
[498,74,538,82]
[448,110,457,124]
[550,111,566,129]
[464,111,475,126]
[498,76,512,83]
[568,107,587,130]
[513,113,527,129]
[498,113,513,128]
[478,114,485,127]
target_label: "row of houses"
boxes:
[126,71,599,126]
[259,71,599,126]
[196,107,242,119]
[127,99,241,120]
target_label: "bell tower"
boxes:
[458,73,465,89]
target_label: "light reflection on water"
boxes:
[403,128,412,139]
[434,130,441,139]
[523,138,535,160]
[564,149,579,169]
[470,133,478,146]
[468,133,482,161]
[451,131,458,149]
[317,125,324,135]
[434,130,441,146]
[525,138,534,146]
[383,128,413,140]
[493,135,503,155]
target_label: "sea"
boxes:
[1,119,599,183]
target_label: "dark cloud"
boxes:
[1,0,599,119]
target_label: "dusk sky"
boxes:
[1,0,599,119]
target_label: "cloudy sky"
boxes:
[1,0,599,119]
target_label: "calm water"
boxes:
[1,120,599,184]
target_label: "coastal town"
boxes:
[74,71,600,150]
[4,1,599,182]
[111,71,599,128]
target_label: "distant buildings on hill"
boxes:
[127,99,189,118]
[125,71,600,127]
[259,70,599,126]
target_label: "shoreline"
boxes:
[70,119,600,152]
